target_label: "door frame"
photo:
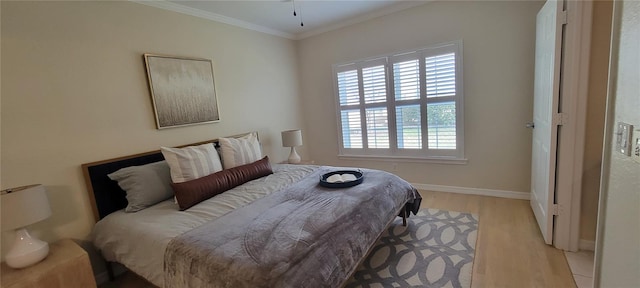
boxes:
[593,2,624,284]
[553,0,593,251]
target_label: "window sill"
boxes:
[337,154,468,165]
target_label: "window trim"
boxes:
[332,40,465,162]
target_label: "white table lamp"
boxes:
[281,129,303,164]
[1,184,52,268]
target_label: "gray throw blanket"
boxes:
[164,167,419,288]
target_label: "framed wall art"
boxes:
[144,54,220,129]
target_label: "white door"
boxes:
[531,0,563,245]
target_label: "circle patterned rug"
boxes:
[346,208,478,288]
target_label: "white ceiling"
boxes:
[134,1,429,39]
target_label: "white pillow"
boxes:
[219,133,262,169]
[160,143,223,183]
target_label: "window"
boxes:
[333,41,464,160]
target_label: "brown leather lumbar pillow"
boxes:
[172,156,273,210]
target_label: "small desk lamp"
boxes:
[1,184,52,268]
[281,129,303,164]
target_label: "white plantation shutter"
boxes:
[391,55,422,150]
[426,53,456,98]
[395,105,422,149]
[366,107,389,148]
[334,41,464,160]
[340,110,362,148]
[337,70,360,106]
[393,60,420,101]
[427,102,457,149]
[362,65,387,104]
[424,49,458,152]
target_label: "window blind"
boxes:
[333,41,464,160]
[337,70,360,106]
[426,53,456,98]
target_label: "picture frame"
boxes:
[144,54,220,129]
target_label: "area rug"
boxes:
[346,209,478,288]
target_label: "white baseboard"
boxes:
[411,183,530,200]
[579,239,596,251]
[95,264,127,285]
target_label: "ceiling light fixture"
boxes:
[292,0,304,27]
[292,0,296,16]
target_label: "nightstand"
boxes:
[1,239,97,288]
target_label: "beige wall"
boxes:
[580,1,613,244]
[595,0,640,286]
[0,0,302,265]
[297,1,543,192]
[2,0,621,280]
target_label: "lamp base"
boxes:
[288,147,301,164]
[5,228,49,269]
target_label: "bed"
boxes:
[83,132,421,287]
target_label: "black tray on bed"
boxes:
[319,170,364,188]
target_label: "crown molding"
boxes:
[294,1,430,40]
[130,0,296,39]
[131,0,430,41]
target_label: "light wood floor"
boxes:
[422,191,576,288]
[99,191,576,288]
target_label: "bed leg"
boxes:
[402,208,407,227]
[106,261,115,281]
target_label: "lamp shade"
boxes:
[281,129,303,147]
[1,184,52,231]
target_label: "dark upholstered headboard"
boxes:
[82,132,256,222]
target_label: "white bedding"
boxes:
[92,164,317,287]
